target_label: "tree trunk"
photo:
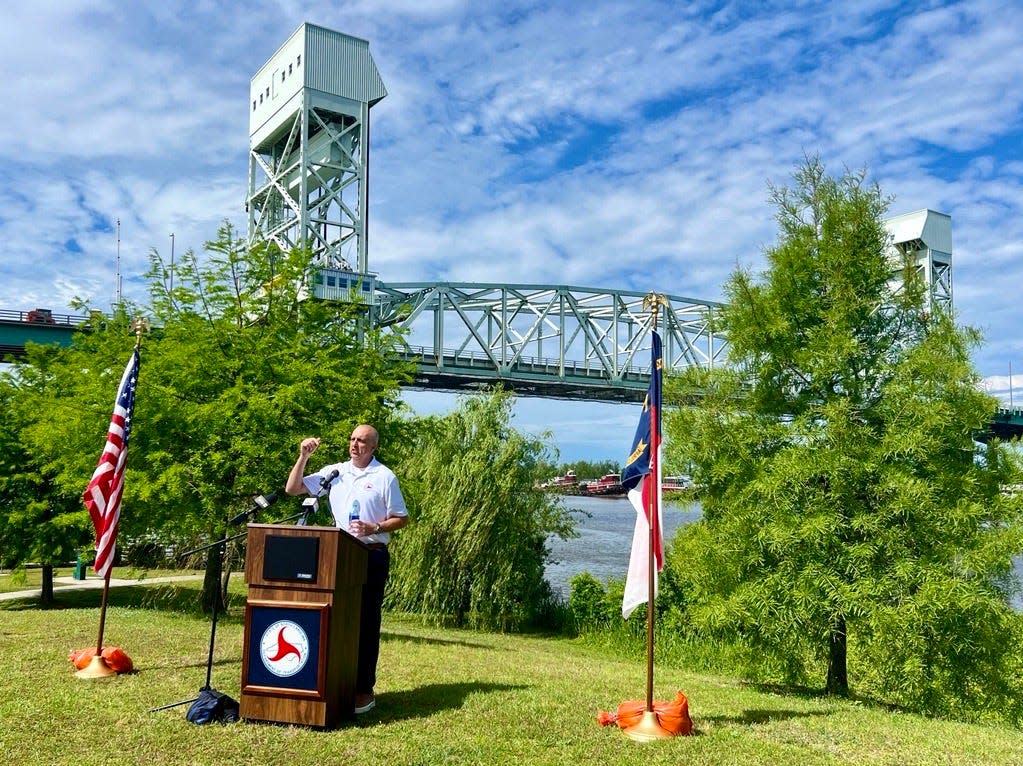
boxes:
[826,614,849,696]
[40,564,54,606]
[220,562,233,614]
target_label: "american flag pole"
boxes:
[91,344,137,661]
[77,318,147,678]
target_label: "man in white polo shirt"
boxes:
[285,424,409,715]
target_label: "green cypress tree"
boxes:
[1,223,412,609]
[664,158,1023,718]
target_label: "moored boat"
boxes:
[539,470,581,492]
[662,475,692,493]
[585,473,625,496]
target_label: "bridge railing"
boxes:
[0,309,91,327]
[396,344,652,382]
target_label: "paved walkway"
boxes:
[0,574,205,602]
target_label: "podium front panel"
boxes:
[262,534,320,584]
[242,601,329,699]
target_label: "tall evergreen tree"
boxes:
[664,159,1023,716]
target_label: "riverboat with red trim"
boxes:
[662,475,692,493]
[538,470,581,492]
[584,473,625,496]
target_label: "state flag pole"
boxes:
[604,293,681,741]
[626,292,671,741]
[645,308,658,713]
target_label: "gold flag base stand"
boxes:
[75,655,116,679]
[622,710,676,742]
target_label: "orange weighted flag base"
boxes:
[598,690,693,740]
[624,710,676,741]
[70,646,134,678]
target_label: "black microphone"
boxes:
[230,491,279,525]
[318,469,340,492]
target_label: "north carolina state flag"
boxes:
[620,331,663,619]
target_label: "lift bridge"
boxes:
[2,23,1020,437]
[310,274,722,403]
[0,284,719,406]
[7,270,1020,438]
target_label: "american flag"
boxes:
[83,347,140,578]
[620,331,664,619]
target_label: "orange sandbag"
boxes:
[597,690,693,736]
[69,647,95,669]
[69,646,134,674]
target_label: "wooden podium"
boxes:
[239,523,368,728]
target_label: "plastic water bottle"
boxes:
[348,499,360,531]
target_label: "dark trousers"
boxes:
[356,547,389,694]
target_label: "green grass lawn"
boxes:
[2,581,1021,766]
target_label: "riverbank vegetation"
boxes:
[538,459,622,482]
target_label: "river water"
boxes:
[544,494,699,598]
[543,494,1023,608]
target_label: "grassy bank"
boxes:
[2,580,1021,765]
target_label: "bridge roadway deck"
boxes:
[401,344,650,403]
[0,309,81,359]
[2,306,1021,437]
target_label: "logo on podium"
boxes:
[244,603,325,694]
[259,620,310,677]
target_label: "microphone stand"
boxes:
[149,506,309,714]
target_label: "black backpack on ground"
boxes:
[186,688,240,724]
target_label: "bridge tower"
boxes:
[247,23,386,274]
[885,209,953,314]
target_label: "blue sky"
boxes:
[1,1,1021,462]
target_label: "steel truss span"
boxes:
[371,282,726,403]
